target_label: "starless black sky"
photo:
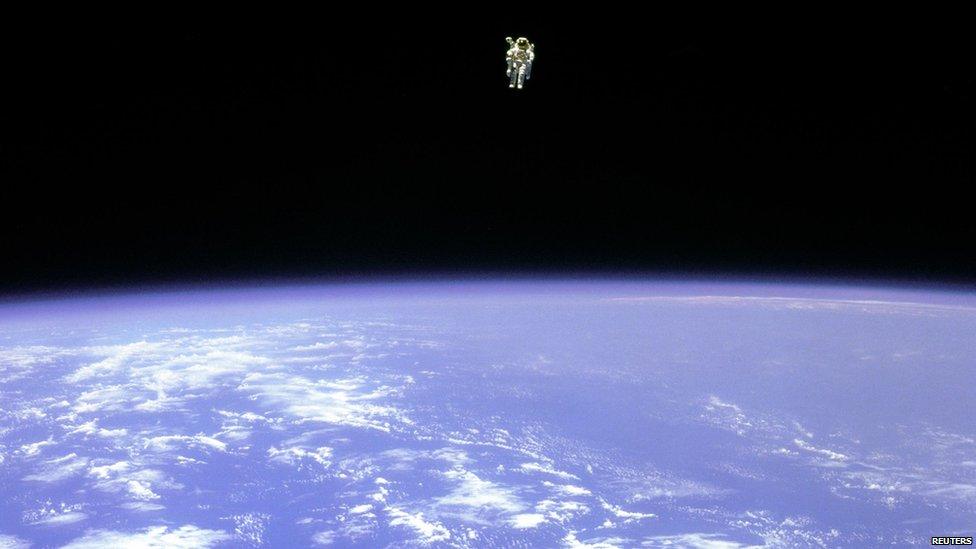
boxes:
[2,14,975,293]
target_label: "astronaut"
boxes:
[506,37,535,89]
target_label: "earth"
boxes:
[0,281,973,548]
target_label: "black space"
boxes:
[2,15,975,293]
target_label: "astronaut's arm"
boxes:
[506,37,514,45]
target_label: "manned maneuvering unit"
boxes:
[506,37,535,89]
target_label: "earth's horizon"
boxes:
[1,280,973,547]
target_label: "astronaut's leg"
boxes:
[509,64,519,88]
[517,65,527,89]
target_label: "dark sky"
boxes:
[2,15,974,293]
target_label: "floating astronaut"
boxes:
[506,37,535,89]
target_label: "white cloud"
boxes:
[564,531,631,549]
[61,525,231,549]
[640,532,753,548]
[212,425,251,441]
[60,335,274,415]
[23,453,89,482]
[0,345,71,382]
[86,462,180,501]
[542,481,591,497]
[143,350,270,394]
[239,372,406,432]
[267,446,333,468]
[793,439,849,463]
[23,502,88,527]
[599,499,655,523]
[19,438,55,457]
[125,480,161,500]
[67,420,127,438]
[700,396,758,437]
[609,295,975,316]
[144,434,227,453]
[216,410,274,423]
[211,410,278,442]
[436,468,525,517]
[7,406,47,423]
[535,499,589,523]
[510,513,546,529]
[387,508,451,544]
[224,513,271,546]
[0,534,30,549]
[382,447,471,469]
[88,460,132,479]
[31,511,88,526]
[291,341,340,351]
[312,530,336,545]
[121,502,166,512]
[65,341,165,383]
[73,385,134,413]
[335,517,375,541]
[518,461,580,480]
[368,478,391,503]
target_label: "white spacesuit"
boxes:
[506,37,535,89]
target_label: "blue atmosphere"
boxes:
[0,281,973,547]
